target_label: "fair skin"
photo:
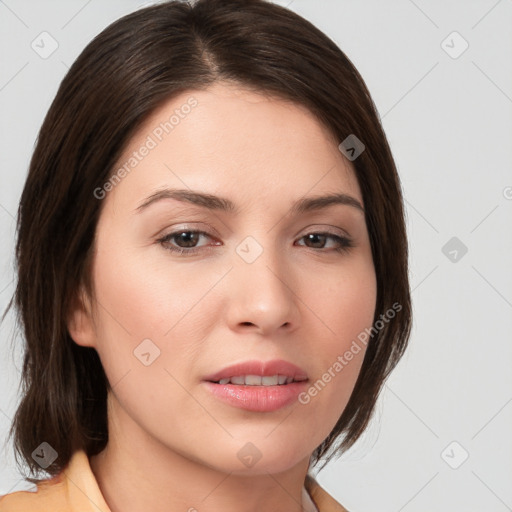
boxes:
[68,81,376,512]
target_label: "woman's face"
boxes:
[71,81,377,474]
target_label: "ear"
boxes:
[67,284,96,348]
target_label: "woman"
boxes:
[0,0,411,510]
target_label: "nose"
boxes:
[224,241,301,336]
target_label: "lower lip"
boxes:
[203,381,308,412]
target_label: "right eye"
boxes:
[157,230,220,256]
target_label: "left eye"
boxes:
[296,232,352,252]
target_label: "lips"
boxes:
[202,359,310,412]
[203,359,309,384]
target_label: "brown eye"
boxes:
[297,232,353,253]
[170,231,202,248]
[158,230,217,255]
[303,233,328,249]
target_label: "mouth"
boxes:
[202,359,309,412]
[202,358,308,384]
[207,374,308,386]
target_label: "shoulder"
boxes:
[0,450,110,512]
[305,473,351,512]
[0,474,69,512]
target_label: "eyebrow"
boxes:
[134,188,364,215]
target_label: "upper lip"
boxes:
[203,359,309,382]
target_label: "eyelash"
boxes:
[156,230,354,256]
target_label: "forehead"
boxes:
[104,81,362,214]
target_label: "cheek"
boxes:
[312,251,377,354]
[93,241,221,337]
[298,256,376,428]
[89,241,227,386]
[88,247,212,422]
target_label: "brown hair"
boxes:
[5,0,411,480]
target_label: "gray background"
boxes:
[1,1,511,510]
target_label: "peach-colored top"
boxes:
[0,450,349,511]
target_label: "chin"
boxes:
[209,436,312,476]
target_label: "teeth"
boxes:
[262,375,278,386]
[216,374,297,386]
[246,375,263,385]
